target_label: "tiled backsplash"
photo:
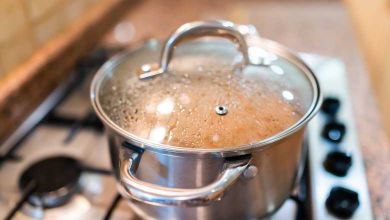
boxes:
[0,0,101,77]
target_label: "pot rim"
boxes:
[90,38,322,157]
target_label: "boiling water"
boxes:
[100,66,303,149]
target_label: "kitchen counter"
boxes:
[0,0,135,143]
[103,0,390,218]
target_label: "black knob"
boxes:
[323,151,352,176]
[321,97,341,116]
[322,121,346,143]
[326,186,360,218]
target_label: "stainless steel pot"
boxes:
[91,20,321,219]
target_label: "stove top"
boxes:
[0,47,372,220]
[302,54,373,220]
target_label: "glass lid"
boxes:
[93,21,318,149]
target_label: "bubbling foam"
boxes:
[100,68,303,149]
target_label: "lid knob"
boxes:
[215,105,229,116]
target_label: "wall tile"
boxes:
[0,30,36,74]
[23,0,66,21]
[0,0,27,42]
[33,10,68,45]
[0,0,101,76]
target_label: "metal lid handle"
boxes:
[139,20,249,79]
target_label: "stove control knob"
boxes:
[323,151,352,177]
[322,121,346,143]
[326,186,360,218]
[321,97,341,116]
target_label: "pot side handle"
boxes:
[120,152,251,207]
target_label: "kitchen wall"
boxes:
[0,0,102,79]
[343,0,390,138]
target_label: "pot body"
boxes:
[108,127,306,219]
[92,21,321,219]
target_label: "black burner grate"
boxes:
[19,156,82,208]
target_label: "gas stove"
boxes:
[0,47,372,220]
[302,54,373,220]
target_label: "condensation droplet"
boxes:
[149,126,166,143]
[270,65,284,75]
[282,90,294,101]
[212,134,220,142]
[156,98,175,115]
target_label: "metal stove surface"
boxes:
[0,49,372,220]
[302,54,373,220]
[0,74,134,219]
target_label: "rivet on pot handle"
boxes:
[120,153,251,207]
[139,20,250,79]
